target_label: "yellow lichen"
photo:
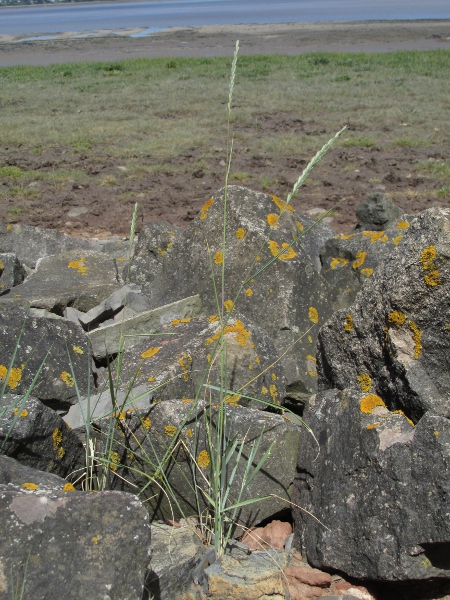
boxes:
[393,410,414,427]
[360,268,374,278]
[330,257,349,270]
[245,288,253,297]
[434,431,439,437]
[339,233,356,240]
[0,365,23,390]
[148,376,155,382]
[308,307,319,324]
[91,537,99,544]
[381,236,389,243]
[52,428,63,447]
[271,373,277,381]
[308,335,313,343]
[269,384,279,404]
[357,374,372,393]
[225,394,240,405]
[255,357,261,364]
[366,423,381,430]
[236,228,246,239]
[208,314,219,323]
[171,319,181,325]
[22,482,39,490]
[296,221,304,232]
[268,240,296,260]
[256,255,261,261]
[178,353,192,382]
[182,397,193,403]
[360,394,386,414]
[186,429,193,438]
[72,346,84,355]
[141,417,151,430]
[424,270,440,287]
[388,311,406,328]
[68,257,87,275]
[63,483,76,492]
[397,221,410,230]
[109,451,120,471]
[13,408,28,418]
[157,248,166,255]
[167,242,173,249]
[197,450,211,469]
[352,251,366,269]
[267,213,279,227]
[199,197,213,220]
[224,300,234,313]
[271,195,293,212]
[57,446,66,459]
[181,318,191,323]
[205,319,251,348]
[60,371,74,387]
[261,386,268,395]
[306,355,317,377]
[409,321,422,359]
[214,251,223,265]
[344,314,354,332]
[141,347,161,359]
[421,245,437,270]
[362,230,386,242]
[393,235,403,246]
[164,425,178,438]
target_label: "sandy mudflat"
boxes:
[0,20,449,66]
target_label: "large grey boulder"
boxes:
[0,395,84,479]
[0,249,120,313]
[131,186,334,395]
[294,207,450,581]
[0,306,93,407]
[91,399,301,530]
[0,252,26,294]
[0,455,71,492]
[0,488,151,600]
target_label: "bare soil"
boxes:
[1,21,449,236]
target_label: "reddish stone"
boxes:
[286,580,324,600]
[241,520,292,550]
[284,565,332,587]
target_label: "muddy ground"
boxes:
[1,21,449,236]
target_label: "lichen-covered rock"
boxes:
[0,306,93,406]
[318,207,450,421]
[0,249,120,312]
[0,455,72,492]
[133,186,334,394]
[0,395,84,479]
[116,314,285,410]
[0,489,151,600]
[0,253,26,294]
[92,399,301,529]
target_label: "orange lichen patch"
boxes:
[157,247,166,256]
[393,235,403,246]
[268,240,297,260]
[22,482,39,490]
[182,397,193,403]
[352,251,366,269]
[68,257,87,275]
[109,451,120,471]
[224,300,234,313]
[271,373,277,381]
[381,236,389,242]
[148,376,155,382]
[236,228,246,239]
[72,345,84,355]
[271,195,294,212]
[434,431,440,437]
[63,483,76,492]
[363,230,386,242]
[269,384,279,404]
[141,347,161,359]
[208,314,219,323]
[296,221,304,232]
[186,429,193,438]
[421,245,437,270]
[141,417,151,430]
[243,288,253,298]
[248,364,254,370]
[214,250,223,265]
[397,221,410,230]
[6,225,11,230]
[366,423,381,430]
[205,320,251,348]
[339,233,356,240]
[360,394,386,414]
[255,357,261,364]
[180,318,191,324]
[388,310,406,328]
[164,425,178,438]
[0,365,23,390]
[199,197,213,220]
[57,447,66,459]
[117,257,126,262]
[167,242,173,249]
[409,321,422,359]
[306,355,317,377]
[256,255,261,261]
[261,386,268,395]
[360,268,374,278]
[357,374,372,393]
[267,213,279,227]
[178,353,192,382]
[197,450,211,469]
[52,428,63,447]
[308,307,319,324]
[13,408,28,418]
[344,314,354,332]
[424,270,440,287]
[91,537,99,544]
[225,394,241,405]
[330,257,349,270]
[206,353,211,363]
[61,371,74,387]
[393,410,414,427]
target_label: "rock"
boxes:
[294,208,450,581]
[87,294,202,359]
[241,520,293,551]
[93,399,301,530]
[0,250,120,312]
[115,313,284,409]
[143,521,202,600]
[0,488,151,600]
[202,549,286,600]
[0,252,26,294]
[0,395,84,479]
[0,455,71,492]
[0,306,93,407]
[284,565,331,587]
[132,186,334,394]
[355,192,404,231]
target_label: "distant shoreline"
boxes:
[0,20,449,67]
